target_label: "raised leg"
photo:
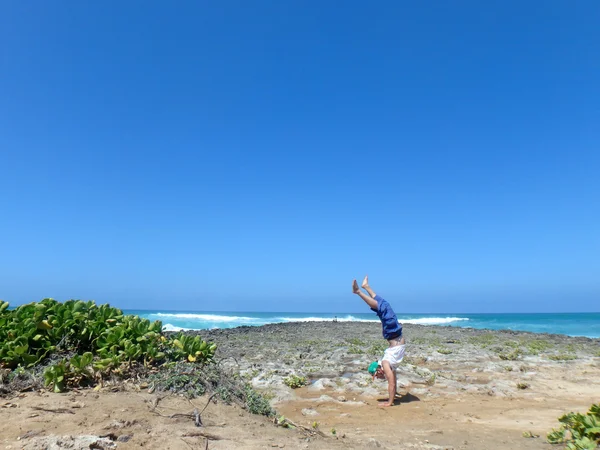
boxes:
[362,275,377,298]
[353,279,378,309]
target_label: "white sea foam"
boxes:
[278,316,469,325]
[150,312,469,331]
[399,317,469,325]
[153,313,260,323]
[162,323,193,332]
[278,315,379,323]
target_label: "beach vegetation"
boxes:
[548,353,577,361]
[504,340,521,349]
[147,361,276,417]
[547,404,600,449]
[468,333,495,348]
[498,349,522,361]
[428,337,442,347]
[526,339,553,355]
[0,299,216,393]
[522,431,539,438]
[516,382,530,390]
[437,347,453,355]
[241,386,275,416]
[283,374,308,389]
[368,342,387,355]
[348,345,364,354]
[345,338,365,346]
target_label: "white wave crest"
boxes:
[153,313,260,323]
[162,323,193,332]
[278,315,379,323]
[400,317,469,325]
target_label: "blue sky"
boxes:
[1,1,598,313]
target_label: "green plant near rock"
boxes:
[348,345,364,355]
[468,333,495,348]
[283,374,308,389]
[516,382,530,390]
[368,342,387,356]
[437,347,453,355]
[43,360,67,393]
[549,353,577,361]
[504,340,521,349]
[245,385,275,417]
[547,404,600,449]
[499,349,521,361]
[526,339,553,355]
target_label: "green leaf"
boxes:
[37,320,53,330]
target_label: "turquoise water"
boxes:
[125,310,600,338]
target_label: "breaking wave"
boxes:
[400,317,470,325]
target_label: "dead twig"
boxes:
[181,431,224,441]
[200,392,219,416]
[30,406,75,414]
[150,410,195,420]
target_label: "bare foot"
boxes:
[352,279,360,294]
[378,401,393,407]
[362,275,369,289]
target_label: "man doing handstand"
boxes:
[353,275,406,407]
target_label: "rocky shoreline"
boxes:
[188,322,600,405]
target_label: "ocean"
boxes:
[126,310,600,338]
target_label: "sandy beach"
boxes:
[2,322,599,449]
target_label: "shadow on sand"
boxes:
[377,392,420,405]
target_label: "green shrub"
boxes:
[0,299,216,392]
[148,370,207,398]
[548,353,577,361]
[468,334,495,348]
[547,404,600,449]
[283,374,308,389]
[499,349,521,361]
[437,347,453,355]
[527,339,553,355]
[348,345,364,354]
[368,342,388,356]
[43,360,67,393]
[245,386,275,416]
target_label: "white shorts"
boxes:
[382,344,406,370]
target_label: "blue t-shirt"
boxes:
[371,295,402,340]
